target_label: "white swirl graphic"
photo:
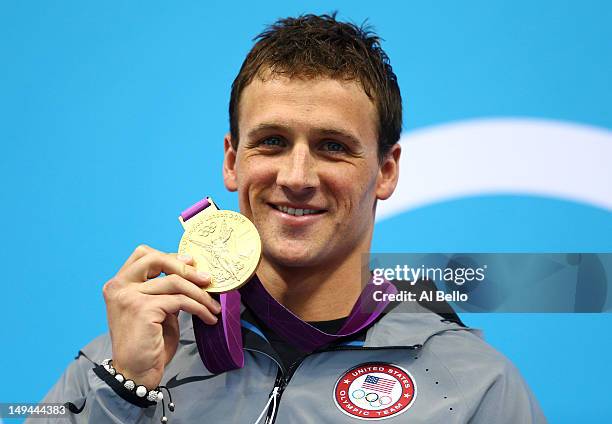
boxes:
[377,118,612,220]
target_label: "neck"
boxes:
[256,243,372,322]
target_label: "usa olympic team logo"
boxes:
[334,363,416,420]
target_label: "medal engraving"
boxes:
[178,210,261,293]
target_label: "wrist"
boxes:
[111,360,160,389]
[100,359,161,402]
[95,359,176,422]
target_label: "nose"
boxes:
[275,142,319,195]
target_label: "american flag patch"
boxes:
[361,375,396,394]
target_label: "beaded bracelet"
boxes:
[100,359,175,423]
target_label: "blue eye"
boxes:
[322,141,346,152]
[261,136,285,147]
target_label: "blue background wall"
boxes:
[1,1,610,422]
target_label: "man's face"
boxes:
[223,75,400,269]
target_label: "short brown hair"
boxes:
[229,13,402,160]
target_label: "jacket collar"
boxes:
[363,299,473,349]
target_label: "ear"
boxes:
[375,143,401,200]
[223,133,238,192]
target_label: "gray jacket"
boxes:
[33,301,546,423]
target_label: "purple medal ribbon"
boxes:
[193,276,397,374]
[181,198,398,374]
[180,198,211,221]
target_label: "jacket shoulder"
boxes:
[425,329,546,423]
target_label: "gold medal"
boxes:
[178,199,261,293]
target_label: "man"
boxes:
[33,13,546,423]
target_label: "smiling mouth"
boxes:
[270,204,326,217]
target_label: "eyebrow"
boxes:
[246,122,363,147]
[246,123,287,140]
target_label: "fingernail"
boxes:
[212,299,221,311]
[197,271,210,280]
[177,254,192,262]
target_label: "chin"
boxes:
[264,242,323,268]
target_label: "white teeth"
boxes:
[276,205,320,216]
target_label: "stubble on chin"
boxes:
[260,234,323,269]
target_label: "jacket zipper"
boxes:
[264,358,303,423]
[243,347,292,424]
